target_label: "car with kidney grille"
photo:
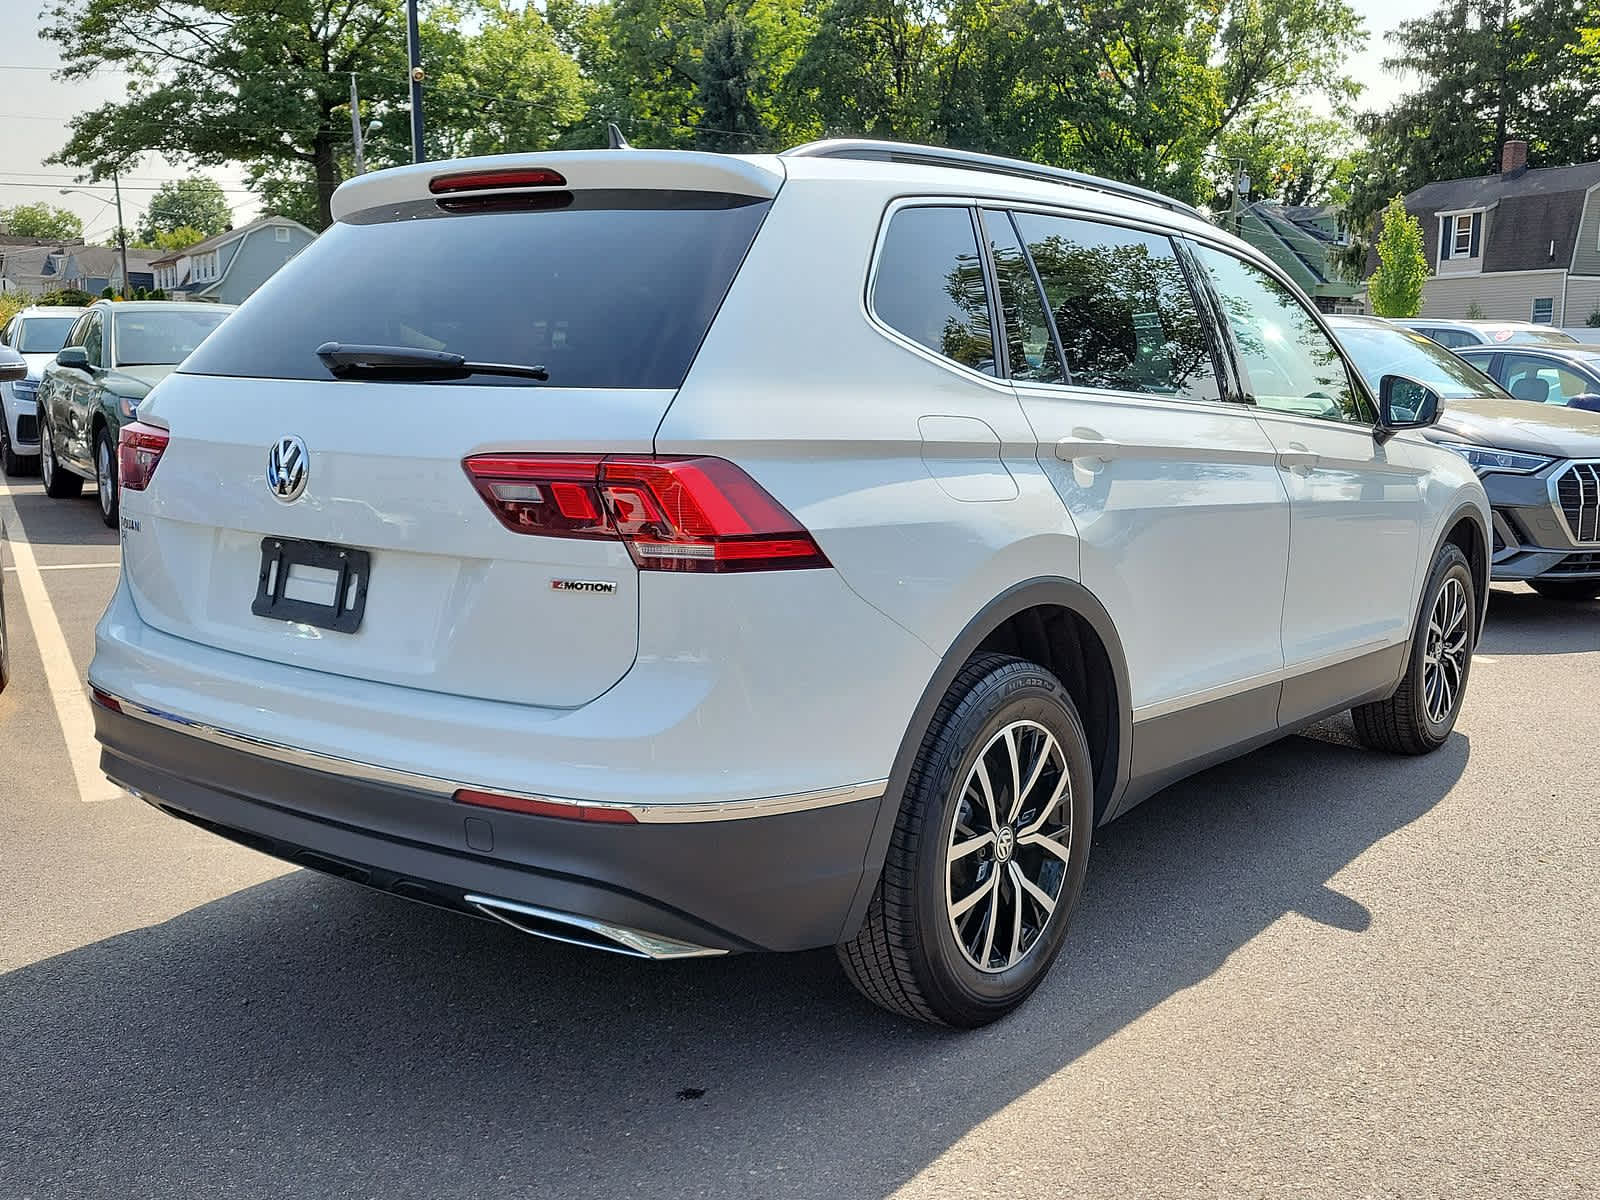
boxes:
[89,142,1490,1026]
[35,299,233,526]
[1332,315,1600,604]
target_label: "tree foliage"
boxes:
[0,203,84,240]
[1213,99,1355,209]
[1347,0,1600,234]
[1367,196,1429,318]
[45,0,1371,220]
[136,177,232,242]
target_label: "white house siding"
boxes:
[1420,269,1570,323]
[1562,275,1600,327]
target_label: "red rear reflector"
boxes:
[461,454,830,572]
[454,788,637,824]
[117,422,169,492]
[90,687,122,713]
[429,167,567,194]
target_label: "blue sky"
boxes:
[0,0,1436,234]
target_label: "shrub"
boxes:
[100,286,115,299]
[1587,307,1600,328]
[37,288,93,306]
[1465,301,1486,319]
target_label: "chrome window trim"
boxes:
[99,690,886,824]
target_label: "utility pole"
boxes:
[350,73,367,175]
[112,167,129,298]
[406,0,425,163]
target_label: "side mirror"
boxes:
[1376,374,1441,438]
[55,346,89,370]
[0,345,25,383]
[1568,393,1600,414]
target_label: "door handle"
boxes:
[1055,432,1117,466]
[1277,445,1319,473]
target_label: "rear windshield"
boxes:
[114,309,231,366]
[1502,329,1579,345]
[180,191,771,389]
[17,316,77,354]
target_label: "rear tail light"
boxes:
[462,454,830,573]
[429,167,567,194]
[117,422,170,492]
[454,788,637,824]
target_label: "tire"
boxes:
[1351,543,1475,755]
[838,653,1094,1027]
[94,428,118,528]
[1529,579,1600,603]
[0,415,25,477]
[40,414,83,499]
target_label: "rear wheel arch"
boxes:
[837,577,1131,942]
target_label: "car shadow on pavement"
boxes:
[1480,586,1600,656]
[0,479,119,551]
[0,723,1467,1200]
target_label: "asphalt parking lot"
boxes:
[2,473,1597,1200]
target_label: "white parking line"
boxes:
[0,479,123,802]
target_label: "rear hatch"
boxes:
[124,151,782,708]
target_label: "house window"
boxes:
[1531,297,1555,324]
[275,226,290,243]
[1453,214,1473,256]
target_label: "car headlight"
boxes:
[1433,441,1553,476]
[12,378,38,402]
[117,395,139,420]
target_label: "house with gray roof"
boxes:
[149,215,315,304]
[1387,141,1600,327]
[0,242,158,297]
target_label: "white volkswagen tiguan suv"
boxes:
[89,142,1490,1026]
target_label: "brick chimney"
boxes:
[1502,139,1529,176]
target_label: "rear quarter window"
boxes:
[180,191,771,389]
[871,206,997,376]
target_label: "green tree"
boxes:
[1213,99,1356,209]
[149,225,210,252]
[42,0,421,229]
[136,178,231,243]
[1367,197,1429,318]
[1347,0,1600,235]
[0,202,83,240]
[695,15,765,149]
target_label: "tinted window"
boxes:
[873,206,996,375]
[82,313,103,368]
[62,313,90,350]
[1501,354,1592,404]
[1013,213,1220,402]
[980,210,1061,383]
[1423,328,1477,349]
[182,192,772,389]
[113,309,230,366]
[1336,325,1507,400]
[1196,247,1368,423]
[16,316,78,354]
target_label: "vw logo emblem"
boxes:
[266,435,309,503]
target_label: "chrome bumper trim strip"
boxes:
[97,690,886,824]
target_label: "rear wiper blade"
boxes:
[315,342,549,382]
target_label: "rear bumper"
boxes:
[95,700,885,953]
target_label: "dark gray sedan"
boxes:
[1330,316,1600,603]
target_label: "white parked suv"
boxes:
[89,142,1491,1025]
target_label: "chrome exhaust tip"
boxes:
[462,894,727,960]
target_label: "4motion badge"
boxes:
[551,579,618,595]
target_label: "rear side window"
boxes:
[872,206,997,376]
[180,191,771,389]
[1013,213,1221,402]
[980,209,1063,384]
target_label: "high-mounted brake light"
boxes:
[117,421,169,492]
[461,454,831,573]
[454,788,637,824]
[428,167,567,194]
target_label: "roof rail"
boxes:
[781,139,1206,220]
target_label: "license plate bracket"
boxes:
[252,537,371,634]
